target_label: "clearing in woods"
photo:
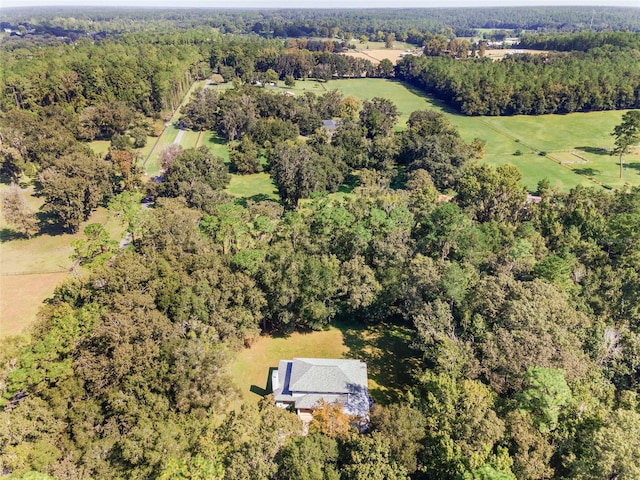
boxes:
[322,78,639,192]
[0,195,123,338]
[230,321,419,409]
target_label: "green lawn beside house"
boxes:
[230,320,419,409]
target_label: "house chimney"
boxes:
[272,369,279,391]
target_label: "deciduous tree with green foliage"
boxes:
[268,140,345,209]
[38,149,113,232]
[611,110,640,179]
[341,432,409,480]
[229,136,262,174]
[159,146,230,213]
[277,433,340,480]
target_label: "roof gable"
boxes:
[273,358,370,418]
[289,358,367,394]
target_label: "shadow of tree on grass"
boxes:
[398,81,462,116]
[338,320,421,406]
[574,167,601,177]
[234,193,281,208]
[208,134,228,146]
[626,162,640,173]
[575,146,609,156]
[0,228,26,242]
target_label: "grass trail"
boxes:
[142,80,208,175]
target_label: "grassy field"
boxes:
[324,78,433,128]
[351,40,415,51]
[322,78,639,192]
[199,131,231,162]
[343,46,415,66]
[231,327,348,404]
[89,140,111,157]
[0,272,68,337]
[1,186,124,338]
[227,172,278,200]
[230,321,419,407]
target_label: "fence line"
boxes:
[1,269,69,276]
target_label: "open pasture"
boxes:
[1,187,123,338]
[324,78,435,128]
[0,272,68,337]
[485,152,593,192]
[351,40,414,51]
[342,39,417,65]
[480,110,636,190]
[324,78,638,191]
[484,48,549,60]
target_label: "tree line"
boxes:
[2,6,639,41]
[396,34,640,115]
[519,30,640,52]
[0,32,205,115]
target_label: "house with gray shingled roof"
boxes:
[272,358,370,419]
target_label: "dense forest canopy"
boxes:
[394,43,640,115]
[2,6,640,39]
[2,11,640,120]
[2,6,640,480]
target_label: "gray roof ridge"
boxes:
[291,359,361,393]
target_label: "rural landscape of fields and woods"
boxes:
[1,4,640,480]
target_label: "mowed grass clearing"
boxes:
[231,327,348,405]
[199,131,231,162]
[325,78,434,128]
[1,186,124,337]
[485,153,595,192]
[324,78,639,191]
[231,321,419,408]
[227,172,278,200]
[1,272,68,337]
